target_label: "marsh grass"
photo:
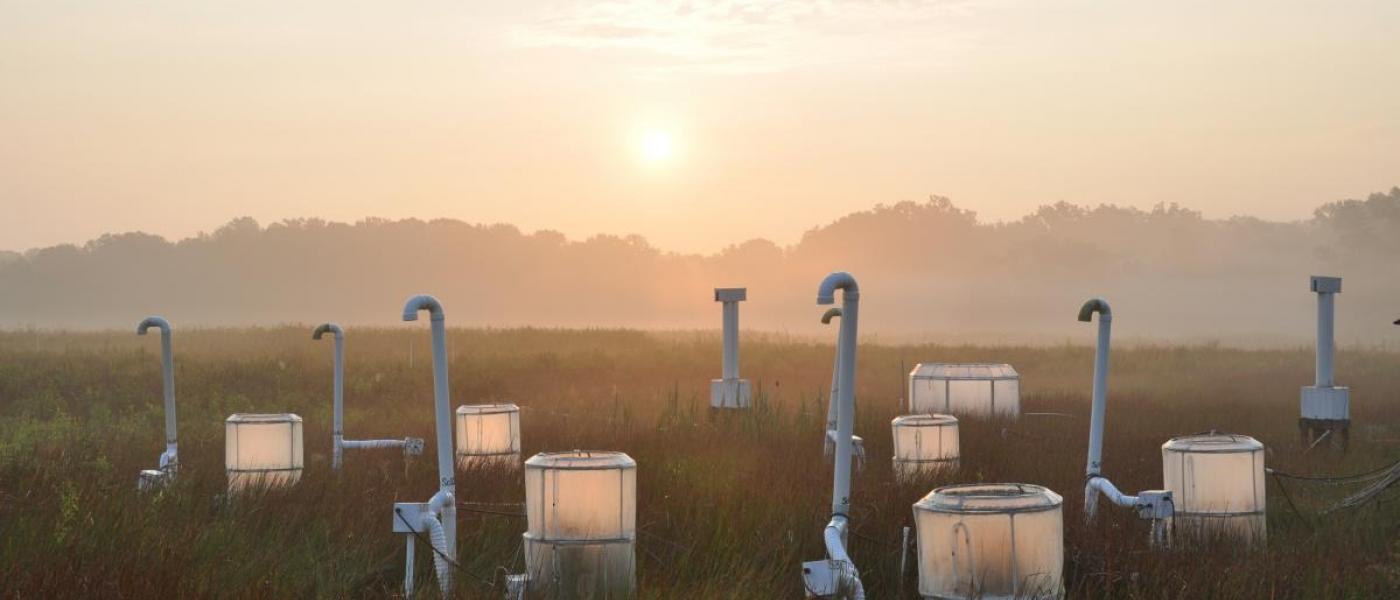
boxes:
[1,328,1397,598]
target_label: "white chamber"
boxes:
[1162,433,1266,545]
[523,450,637,599]
[913,483,1064,600]
[455,403,521,468]
[892,414,960,479]
[909,364,1020,418]
[225,413,303,492]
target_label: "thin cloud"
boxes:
[510,0,993,74]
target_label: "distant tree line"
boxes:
[2,188,1397,343]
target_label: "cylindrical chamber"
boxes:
[455,403,521,468]
[892,414,960,479]
[523,451,637,599]
[908,364,1021,418]
[225,413,303,492]
[1162,433,1266,545]
[913,483,1064,600]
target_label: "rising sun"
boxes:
[637,128,675,164]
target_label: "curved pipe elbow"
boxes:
[817,272,859,305]
[821,307,842,324]
[402,294,445,322]
[1078,298,1112,323]
[312,323,343,341]
[1086,475,1138,508]
[137,316,171,336]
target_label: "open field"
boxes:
[1,327,1398,598]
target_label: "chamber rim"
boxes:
[526,450,636,470]
[521,532,637,545]
[455,403,520,415]
[910,362,1020,381]
[226,412,303,424]
[892,413,959,426]
[916,483,1063,514]
[1162,433,1263,453]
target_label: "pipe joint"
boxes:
[821,307,842,324]
[312,323,344,341]
[402,294,446,322]
[817,271,860,304]
[137,316,171,336]
[1077,298,1112,322]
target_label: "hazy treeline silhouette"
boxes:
[2,188,1398,343]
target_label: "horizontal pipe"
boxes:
[342,439,409,449]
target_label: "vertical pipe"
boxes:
[138,317,177,470]
[1078,299,1112,520]
[332,332,344,470]
[159,326,176,463]
[827,331,840,434]
[1317,292,1334,388]
[403,295,458,575]
[721,301,739,379]
[315,324,347,470]
[822,308,842,436]
[428,316,456,554]
[1085,309,1112,476]
[819,272,860,518]
[404,535,416,597]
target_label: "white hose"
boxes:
[422,513,453,596]
[823,519,866,599]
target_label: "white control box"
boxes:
[1301,386,1349,421]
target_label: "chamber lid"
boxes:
[456,403,520,415]
[911,363,1019,380]
[226,413,302,424]
[1162,433,1263,454]
[892,414,958,427]
[526,450,636,471]
[915,483,1062,514]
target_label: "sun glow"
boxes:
[637,129,675,164]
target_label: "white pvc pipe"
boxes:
[823,517,866,599]
[313,323,347,470]
[1079,298,1112,480]
[404,536,416,597]
[816,271,864,596]
[722,300,739,379]
[1077,298,1113,520]
[1086,477,1138,509]
[424,493,455,595]
[137,316,178,474]
[315,323,415,471]
[1316,291,1335,388]
[822,307,842,456]
[402,295,458,594]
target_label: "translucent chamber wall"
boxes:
[910,364,1021,418]
[892,414,960,479]
[225,413,303,492]
[455,403,521,468]
[914,483,1064,600]
[523,451,636,598]
[1162,433,1266,544]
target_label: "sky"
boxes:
[2,1,1398,254]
